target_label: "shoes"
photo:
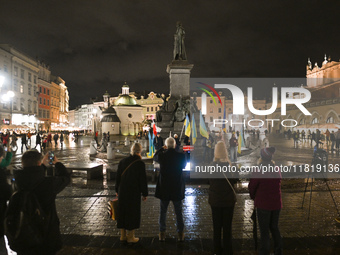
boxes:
[177,232,184,242]
[126,230,139,243]
[120,229,127,242]
[159,232,165,242]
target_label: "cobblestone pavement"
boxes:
[5,134,340,254]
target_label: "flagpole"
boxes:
[179,123,185,140]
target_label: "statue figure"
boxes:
[173,22,187,61]
[172,95,186,122]
[156,94,169,122]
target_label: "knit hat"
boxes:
[260,147,276,161]
[214,141,228,161]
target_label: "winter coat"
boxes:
[155,148,186,201]
[13,162,71,254]
[208,162,237,207]
[153,136,164,151]
[115,155,148,230]
[248,161,282,211]
[0,163,12,236]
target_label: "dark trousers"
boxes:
[211,206,234,255]
[257,208,282,255]
[159,200,184,233]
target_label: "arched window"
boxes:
[299,119,305,125]
[326,116,334,123]
[311,118,318,124]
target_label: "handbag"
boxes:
[108,199,118,220]
[107,159,141,221]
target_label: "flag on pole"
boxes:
[192,114,197,145]
[199,111,209,139]
[222,107,227,133]
[153,122,157,136]
[237,131,242,154]
[147,132,155,158]
[185,115,191,137]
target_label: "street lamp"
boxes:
[2,90,15,125]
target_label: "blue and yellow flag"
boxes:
[185,115,191,137]
[147,132,155,158]
[192,114,197,145]
[199,111,209,139]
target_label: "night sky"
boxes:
[1,0,339,109]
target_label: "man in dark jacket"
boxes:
[13,150,71,254]
[154,137,186,242]
[0,145,13,254]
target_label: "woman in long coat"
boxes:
[209,141,237,255]
[115,142,148,243]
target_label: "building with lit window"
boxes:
[0,44,39,128]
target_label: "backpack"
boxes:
[4,183,49,251]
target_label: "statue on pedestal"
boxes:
[173,22,187,61]
[156,94,169,122]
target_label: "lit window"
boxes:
[311,118,318,124]
[20,85,24,93]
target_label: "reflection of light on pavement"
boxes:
[183,162,190,171]
[5,236,16,255]
[185,195,196,211]
[243,195,254,238]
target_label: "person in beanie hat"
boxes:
[260,147,276,161]
[248,147,282,255]
[208,141,237,255]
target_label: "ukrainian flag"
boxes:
[147,132,154,158]
[185,115,191,137]
[199,111,209,139]
[192,114,197,145]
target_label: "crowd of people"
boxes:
[5,125,331,254]
[115,136,282,255]
[287,128,340,152]
[0,130,82,153]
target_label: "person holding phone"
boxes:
[12,150,71,254]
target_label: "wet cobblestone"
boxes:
[5,134,340,254]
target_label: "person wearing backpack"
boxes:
[0,145,13,254]
[6,150,70,254]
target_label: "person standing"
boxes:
[153,133,164,152]
[12,150,71,254]
[174,134,181,152]
[53,133,59,148]
[154,137,186,242]
[60,133,64,148]
[35,132,42,152]
[209,141,237,255]
[229,133,238,163]
[21,133,28,153]
[27,131,32,147]
[248,147,282,255]
[0,145,13,254]
[336,128,340,153]
[115,143,148,243]
[2,132,9,148]
[47,133,52,147]
[330,131,336,153]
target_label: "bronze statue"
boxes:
[173,22,187,61]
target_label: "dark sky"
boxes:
[1,0,339,109]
